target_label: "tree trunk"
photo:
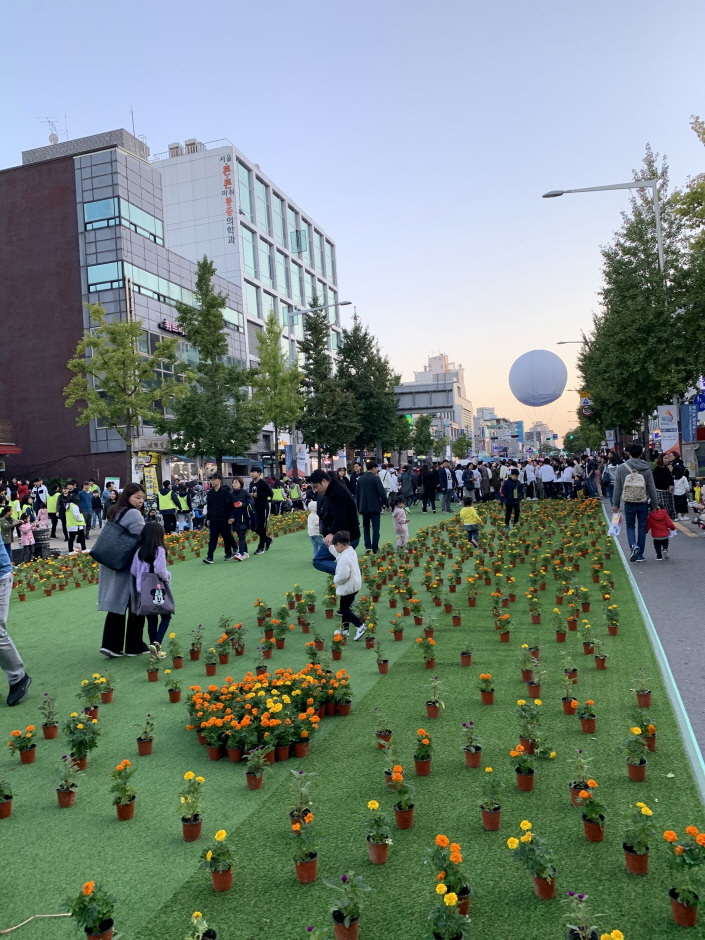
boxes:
[217,456,224,477]
[376,440,383,463]
[274,423,280,477]
[642,412,650,449]
[125,419,133,484]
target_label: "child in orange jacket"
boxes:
[646,507,677,560]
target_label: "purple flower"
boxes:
[341,875,348,883]
[307,929,313,934]
[578,894,585,901]
[568,891,575,897]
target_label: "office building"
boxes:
[396,355,473,455]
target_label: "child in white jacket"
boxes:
[307,500,323,557]
[329,530,365,640]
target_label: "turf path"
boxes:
[0,505,702,940]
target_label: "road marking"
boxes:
[675,521,699,538]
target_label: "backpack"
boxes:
[623,469,647,503]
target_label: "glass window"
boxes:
[300,220,312,266]
[87,261,123,291]
[290,261,302,306]
[276,251,290,298]
[287,205,299,252]
[325,240,335,284]
[328,288,338,325]
[262,291,277,322]
[241,227,258,279]
[121,200,164,245]
[305,271,317,306]
[331,329,339,351]
[314,232,325,273]
[255,179,271,235]
[280,302,292,330]
[223,308,244,332]
[244,281,260,319]
[259,238,273,287]
[317,280,327,309]
[84,198,118,227]
[237,162,254,222]
[272,194,286,247]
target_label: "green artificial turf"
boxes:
[0,503,702,940]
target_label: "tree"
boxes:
[563,423,603,454]
[433,435,450,459]
[159,257,263,475]
[413,414,434,461]
[452,433,471,460]
[298,298,359,466]
[336,315,399,454]
[386,414,414,458]
[64,304,187,480]
[251,311,302,473]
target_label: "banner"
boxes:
[680,404,698,443]
[142,465,159,499]
[579,390,594,417]
[605,430,615,449]
[657,405,680,453]
[284,444,294,472]
[296,444,308,477]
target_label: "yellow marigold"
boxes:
[686,825,699,837]
[184,771,195,780]
[520,832,533,843]
[196,776,205,784]
[507,837,519,849]
[640,806,653,816]
[485,767,493,773]
[205,850,213,861]
[516,699,526,706]
[520,820,532,831]
[214,830,227,842]
[70,712,78,718]
[170,632,176,639]
[630,727,642,735]
[534,699,542,706]
[444,893,458,907]
[436,883,447,895]
[193,913,202,919]
[610,933,624,940]
[549,751,557,759]
[367,800,379,810]
[435,834,450,848]
[76,723,84,729]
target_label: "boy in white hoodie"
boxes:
[330,530,366,641]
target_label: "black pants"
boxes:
[162,512,177,534]
[255,504,271,551]
[68,530,86,552]
[504,503,520,526]
[207,519,235,559]
[653,537,669,558]
[525,482,535,499]
[422,492,437,512]
[51,513,68,540]
[101,609,146,655]
[361,511,381,551]
[339,592,363,630]
[233,525,249,555]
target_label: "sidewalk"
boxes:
[610,498,705,755]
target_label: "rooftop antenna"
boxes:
[39,117,62,145]
[130,106,136,138]
[64,112,69,140]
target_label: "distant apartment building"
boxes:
[396,355,473,458]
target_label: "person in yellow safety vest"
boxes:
[65,492,87,553]
[158,481,182,535]
[9,500,22,521]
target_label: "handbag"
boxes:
[137,564,175,616]
[89,508,140,571]
[417,483,425,496]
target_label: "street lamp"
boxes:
[556,341,582,345]
[542,179,664,272]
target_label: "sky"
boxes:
[3,0,705,440]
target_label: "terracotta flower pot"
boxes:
[85,918,115,940]
[182,816,202,841]
[516,768,534,791]
[565,668,578,683]
[275,745,291,762]
[521,668,534,682]
[424,658,436,670]
[100,690,114,704]
[168,689,182,703]
[294,852,318,884]
[646,733,656,752]
[394,805,415,829]
[19,746,36,764]
[669,889,699,928]
[426,701,440,719]
[583,815,605,842]
[389,599,397,609]
[464,746,482,768]
[623,843,649,875]
[172,656,184,669]
[595,655,607,671]
[245,772,263,790]
[211,868,233,892]
[532,875,556,900]
[414,757,431,776]
[0,797,12,819]
[526,683,541,697]
[607,624,618,636]
[460,653,472,667]
[301,623,311,634]
[637,691,652,708]
[42,723,58,740]
[579,717,596,734]
[367,837,389,864]
[226,746,243,763]
[555,595,564,604]
[72,754,88,771]
[392,630,404,641]
[116,797,136,821]
[294,740,309,758]
[498,631,510,643]
[314,640,324,651]
[582,643,594,655]
[481,807,501,831]
[205,663,217,676]
[207,744,224,761]
[468,597,477,607]
[332,914,360,940]
[189,649,201,661]
[263,648,273,659]
[518,737,536,755]
[57,788,77,808]
[326,701,336,716]
[481,690,495,705]
[325,609,334,619]
[376,731,392,749]
[137,737,153,756]
[567,618,578,631]
[147,670,159,682]
[627,759,647,782]
[338,702,351,716]
[562,697,577,716]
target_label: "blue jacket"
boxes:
[501,478,524,503]
[77,490,93,515]
[231,491,257,530]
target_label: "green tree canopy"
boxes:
[413,414,434,460]
[251,311,302,470]
[452,433,471,460]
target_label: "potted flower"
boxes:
[244,746,273,790]
[664,826,705,926]
[230,622,246,655]
[66,880,116,940]
[567,750,595,807]
[427,834,471,915]
[78,676,103,718]
[109,759,136,821]
[507,821,557,899]
[0,778,13,819]
[100,673,115,705]
[519,645,535,683]
[64,713,100,770]
[254,597,268,626]
[478,673,494,706]
[204,647,218,676]
[375,641,389,675]
[605,603,619,636]
[8,724,37,764]
[478,766,503,830]
[575,782,606,842]
[593,638,608,670]
[389,766,415,829]
[190,624,203,661]
[38,692,59,739]
[564,891,602,940]
[414,729,433,776]
[622,800,656,875]
[416,636,437,669]
[162,669,182,704]
[632,669,652,708]
[323,872,371,940]
[461,720,482,768]
[331,632,344,661]
[466,578,478,607]
[305,589,317,613]
[426,675,445,719]
[580,623,594,655]
[365,799,392,864]
[291,813,318,883]
[289,768,317,823]
[516,699,541,753]
[312,624,325,651]
[146,647,161,682]
[510,743,534,791]
[624,726,648,781]
[427,890,467,940]
[200,829,236,893]
[136,714,155,756]
[165,631,183,668]
[390,615,404,641]
[526,593,541,624]
[186,911,218,940]
[552,607,567,642]
[526,667,545,699]
[373,709,392,749]
[180,771,206,841]
[56,753,82,808]
[576,700,596,734]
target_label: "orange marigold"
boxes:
[675,846,685,856]
[697,834,705,847]
[435,835,450,848]
[82,881,95,896]
[686,826,699,837]
[664,830,679,843]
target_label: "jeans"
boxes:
[604,483,614,505]
[464,526,479,543]
[361,511,381,552]
[147,613,173,645]
[2,543,11,566]
[586,477,597,498]
[91,511,103,528]
[624,501,649,557]
[312,540,359,576]
[310,534,324,557]
[0,572,24,685]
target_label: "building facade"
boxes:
[396,355,473,457]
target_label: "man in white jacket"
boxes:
[330,530,366,640]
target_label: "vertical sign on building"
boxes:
[657,405,679,453]
[220,153,235,245]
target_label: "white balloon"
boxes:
[508,350,568,408]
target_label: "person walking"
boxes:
[309,469,360,575]
[348,462,364,497]
[673,468,691,521]
[91,488,104,530]
[101,481,115,521]
[57,483,71,541]
[378,463,395,510]
[500,468,524,529]
[98,482,147,658]
[356,461,388,554]
[420,464,437,513]
[202,474,235,564]
[17,514,35,563]
[646,505,677,560]
[329,529,366,641]
[307,499,323,558]
[459,496,482,545]
[0,508,14,566]
[30,479,48,513]
[477,461,490,502]
[249,468,273,554]
[611,443,659,563]
[65,492,87,553]
[78,482,94,540]
[652,453,676,518]
[230,477,257,560]
[538,460,555,499]
[438,459,456,512]
[0,535,31,705]
[392,496,409,550]
[131,521,174,647]
[158,480,182,535]
[400,465,417,509]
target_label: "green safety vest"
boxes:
[46,493,59,513]
[10,500,22,520]
[158,491,181,512]
[289,485,300,499]
[272,488,284,501]
[67,506,86,528]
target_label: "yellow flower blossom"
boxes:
[184,771,195,780]
[444,893,458,907]
[436,883,447,895]
[214,830,227,842]
[520,832,533,843]
[520,820,532,831]
[367,800,379,810]
[507,837,519,849]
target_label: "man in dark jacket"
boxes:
[355,461,387,554]
[348,462,363,496]
[249,468,273,554]
[420,466,437,513]
[500,468,524,529]
[309,469,360,575]
[203,474,235,563]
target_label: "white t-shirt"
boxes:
[473,469,481,487]
[539,464,555,483]
[524,465,536,483]
[562,466,575,483]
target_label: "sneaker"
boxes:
[232,554,242,561]
[636,554,646,563]
[340,628,350,637]
[7,674,32,707]
[663,549,670,559]
[99,647,123,658]
[265,538,273,551]
[354,624,366,641]
[363,549,373,555]
[223,555,233,562]
[254,548,265,555]
[629,545,639,562]
[203,558,214,565]
[471,538,479,548]
[655,556,663,561]
[241,552,249,559]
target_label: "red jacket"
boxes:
[646,508,676,539]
